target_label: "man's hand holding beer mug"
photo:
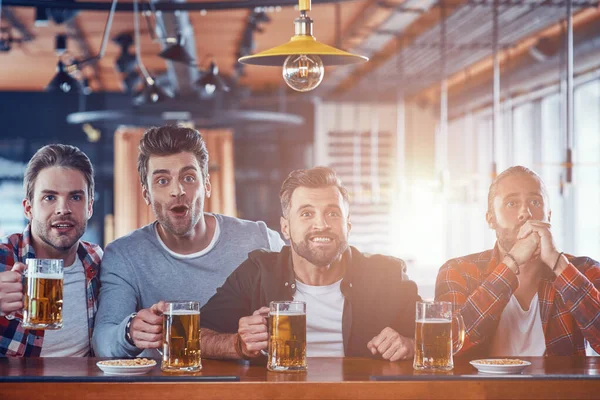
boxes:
[237,306,270,358]
[128,300,202,373]
[238,301,307,372]
[1,259,64,329]
[127,301,165,349]
[0,262,26,318]
[367,327,415,362]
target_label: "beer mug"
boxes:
[22,259,64,330]
[161,301,202,373]
[266,301,307,372]
[413,301,465,371]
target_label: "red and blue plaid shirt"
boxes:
[0,225,102,357]
[435,245,600,357]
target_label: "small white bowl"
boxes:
[470,359,531,374]
[96,360,157,375]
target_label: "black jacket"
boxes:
[201,246,420,358]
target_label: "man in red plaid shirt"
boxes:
[0,144,102,357]
[435,166,600,357]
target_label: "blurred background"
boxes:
[0,0,599,301]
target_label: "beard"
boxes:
[34,217,86,253]
[496,228,518,253]
[291,230,349,268]
[492,214,523,253]
[152,198,202,237]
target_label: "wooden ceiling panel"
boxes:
[0,1,369,93]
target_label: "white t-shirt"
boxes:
[41,257,90,357]
[488,293,547,357]
[293,279,345,357]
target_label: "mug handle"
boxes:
[452,313,465,355]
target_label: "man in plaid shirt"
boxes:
[0,144,102,357]
[435,166,600,358]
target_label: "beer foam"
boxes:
[24,273,63,279]
[416,318,451,323]
[166,310,200,316]
[271,312,305,316]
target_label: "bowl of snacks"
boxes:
[469,358,531,374]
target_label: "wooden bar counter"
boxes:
[1,357,599,399]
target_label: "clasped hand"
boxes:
[510,220,561,269]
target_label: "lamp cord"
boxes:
[133,0,152,81]
[97,0,118,59]
[146,0,170,43]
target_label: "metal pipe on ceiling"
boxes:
[379,4,573,97]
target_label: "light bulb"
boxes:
[282,54,324,92]
[204,83,216,95]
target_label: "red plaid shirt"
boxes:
[435,245,600,357]
[0,225,102,357]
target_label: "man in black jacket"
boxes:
[201,166,419,361]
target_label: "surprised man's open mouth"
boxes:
[170,205,189,218]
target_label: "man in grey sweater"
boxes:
[92,126,284,357]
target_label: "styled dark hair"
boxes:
[487,165,548,214]
[24,144,95,201]
[280,166,350,218]
[137,125,209,188]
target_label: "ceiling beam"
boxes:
[4,0,358,12]
[416,7,600,105]
[330,0,467,97]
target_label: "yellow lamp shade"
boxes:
[238,35,368,66]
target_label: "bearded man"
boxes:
[92,125,284,357]
[435,166,600,357]
[200,166,420,361]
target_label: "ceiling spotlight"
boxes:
[158,34,195,65]
[122,70,141,94]
[46,60,82,94]
[35,7,49,27]
[133,76,173,106]
[113,32,137,74]
[116,51,137,74]
[195,61,230,96]
[238,0,367,92]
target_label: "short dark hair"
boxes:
[487,165,548,214]
[24,144,95,201]
[280,166,350,218]
[137,125,209,188]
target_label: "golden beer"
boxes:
[162,309,201,373]
[413,301,464,371]
[414,319,452,369]
[23,263,64,330]
[267,312,307,372]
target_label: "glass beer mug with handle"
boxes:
[160,301,202,373]
[413,301,465,371]
[22,259,64,330]
[265,301,307,372]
